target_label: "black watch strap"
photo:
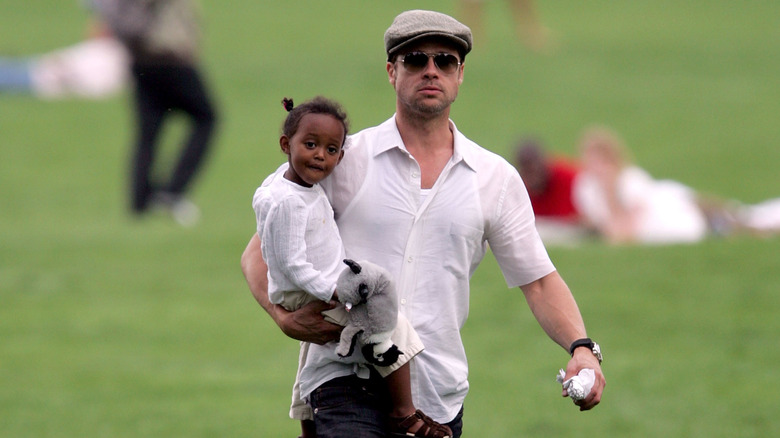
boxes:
[568,338,594,356]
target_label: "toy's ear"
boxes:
[344,259,362,274]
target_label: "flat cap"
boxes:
[384,10,473,60]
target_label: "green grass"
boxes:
[2,1,780,436]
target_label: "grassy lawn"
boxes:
[2,1,779,436]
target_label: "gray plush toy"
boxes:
[334,259,401,366]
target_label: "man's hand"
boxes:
[520,273,605,411]
[562,348,605,411]
[275,299,342,345]
[242,234,343,345]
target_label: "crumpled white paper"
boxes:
[556,368,595,401]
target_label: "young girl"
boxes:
[252,96,452,438]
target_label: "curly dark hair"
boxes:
[281,96,350,145]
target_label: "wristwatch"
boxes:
[569,338,602,364]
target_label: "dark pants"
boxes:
[308,373,464,438]
[130,62,217,212]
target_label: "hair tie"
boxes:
[282,97,294,112]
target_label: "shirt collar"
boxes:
[373,115,477,172]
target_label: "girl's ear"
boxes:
[337,149,345,164]
[279,135,290,154]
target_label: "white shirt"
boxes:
[32,37,129,99]
[253,174,344,304]
[573,166,708,244]
[305,116,555,422]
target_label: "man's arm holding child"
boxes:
[241,234,342,345]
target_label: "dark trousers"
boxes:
[308,373,464,438]
[130,63,217,212]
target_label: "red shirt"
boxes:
[528,158,580,221]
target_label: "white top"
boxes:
[31,37,129,99]
[253,174,344,304]
[295,116,555,422]
[573,165,708,244]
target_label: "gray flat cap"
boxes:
[384,10,473,60]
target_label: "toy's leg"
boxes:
[336,325,362,357]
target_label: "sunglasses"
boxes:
[398,52,462,74]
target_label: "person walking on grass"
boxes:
[93,0,218,226]
[242,10,605,438]
[254,96,451,438]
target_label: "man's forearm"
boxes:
[241,234,275,316]
[523,272,606,411]
[521,270,587,350]
[240,233,343,345]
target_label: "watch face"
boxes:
[592,343,603,363]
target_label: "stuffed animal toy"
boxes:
[334,259,401,367]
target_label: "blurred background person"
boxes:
[514,137,589,245]
[573,125,710,245]
[0,18,128,99]
[456,0,555,52]
[572,125,780,245]
[93,0,219,226]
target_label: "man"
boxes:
[242,10,605,437]
[514,138,579,221]
[94,0,218,226]
[514,138,590,245]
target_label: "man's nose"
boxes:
[422,57,439,76]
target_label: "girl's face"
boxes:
[280,113,345,187]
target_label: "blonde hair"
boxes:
[578,125,633,168]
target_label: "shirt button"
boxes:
[401,299,407,305]
[412,171,419,178]
[407,256,413,263]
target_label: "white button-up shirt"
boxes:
[297,116,555,422]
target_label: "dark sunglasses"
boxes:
[398,52,462,74]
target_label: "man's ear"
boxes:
[386,61,396,87]
[279,135,290,154]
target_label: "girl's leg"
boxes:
[385,363,453,437]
